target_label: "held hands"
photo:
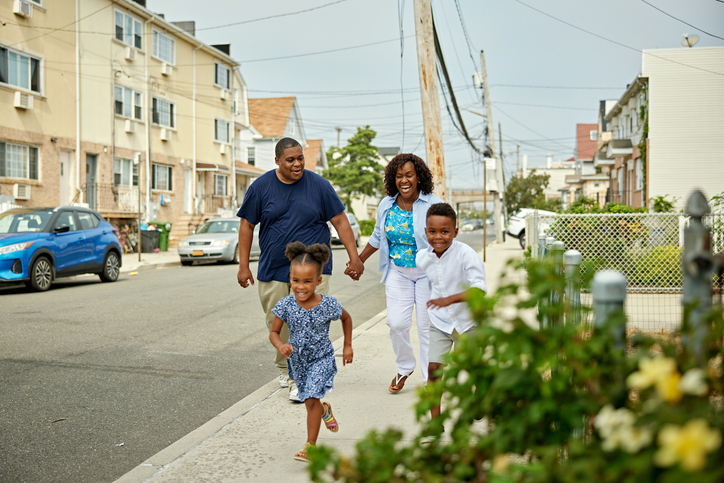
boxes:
[277,343,293,358]
[344,258,365,281]
[342,345,353,366]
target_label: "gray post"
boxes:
[564,249,582,325]
[546,236,555,257]
[592,270,627,347]
[682,190,715,363]
[533,210,540,258]
[538,233,546,259]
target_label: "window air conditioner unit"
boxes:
[219,144,228,155]
[125,46,135,62]
[14,91,33,110]
[160,128,171,141]
[219,89,228,100]
[161,62,172,76]
[124,119,136,133]
[14,183,31,200]
[13,0,33,18]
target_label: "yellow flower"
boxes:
[656,372,683,403]
[626,356,677,390]
[655,419,722,471]
[679,368,708,396]
[491,454,510,474]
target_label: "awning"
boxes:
[606,139,633,158]
[235,161,266,177]
[594,151,615,167]
[196,162,230,172]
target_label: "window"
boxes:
[28,0,43,6]
[0,141,39,180]
[635,159,644,191]
[215,63,230,90]
[152,163,173,191]
[247,147,255,166]
[113,158,138,187]
[589,130,597,141]
[214,174,228,196]
[54,211,77,232]
[152,97,175,128]
[152,31,175,64]
[215,119,229,144]
[0,46,41,93]
[114,85,143,120]
[115,10,142,49]
[77,212,100,230]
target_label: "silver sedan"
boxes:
[178,218,260,266]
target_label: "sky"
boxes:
[150,0,724,190]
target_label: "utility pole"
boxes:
[499,122,508,224]
[480,50,504,242]
[516,144,520,177]
[413,0,446,201]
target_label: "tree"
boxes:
[323,126,384,211]
[504,169,560,215]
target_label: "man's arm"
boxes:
[329,211,365,280]
[236,218,256,288]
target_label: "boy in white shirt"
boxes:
[416,203,487,421]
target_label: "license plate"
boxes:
[192,250,204,257]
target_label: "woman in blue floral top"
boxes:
[270,242,353,463]
[350,153,443,393]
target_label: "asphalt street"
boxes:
[0,229,491,483]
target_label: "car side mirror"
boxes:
[54,225,70,234]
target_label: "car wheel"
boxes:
[181,260,193,266]
[519,231,526,250]
[99,251,120,282]
[29,256,53,291]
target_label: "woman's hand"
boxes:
[342,345,353,365]
[427,296,453,309]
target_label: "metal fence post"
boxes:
[592,270,627,347]
[564,249,582,325]
[682,190,716,363]
[538,233,546,258]
[550,241,565,326]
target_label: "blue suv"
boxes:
[0,206,123,291]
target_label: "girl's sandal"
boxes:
[389,372,412,393]
[322,401,339,432]
[293,442,313,463]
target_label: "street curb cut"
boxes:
[120,261,181,274]
[113,308,389,483]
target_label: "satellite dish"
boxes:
[681,33,700,48]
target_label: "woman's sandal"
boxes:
[389,372,412,393]
[293,442,313,463]
[322,401,338,432]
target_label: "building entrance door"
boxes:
[85,153,98,210]
[59,150,73,205]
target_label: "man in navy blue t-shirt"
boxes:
[236,137,364,401]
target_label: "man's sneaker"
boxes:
[278,374,290,388]
[289,381,301,402]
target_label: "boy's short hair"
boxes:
[427,202,457,225]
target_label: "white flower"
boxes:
[620,425,653,454]
[679,368,708,396]
[482,345,495,362]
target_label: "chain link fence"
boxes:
[526,212,724,332]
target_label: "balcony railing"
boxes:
[74,183,140,213]
[197,194,231,214]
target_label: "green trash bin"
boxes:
[148,221,172,251]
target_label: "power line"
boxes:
[452,0,478,71]
[639,0,724,41]
[491,83,622,90]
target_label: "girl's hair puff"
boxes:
[285,241,330,275]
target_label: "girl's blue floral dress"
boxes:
[272,294,343,401]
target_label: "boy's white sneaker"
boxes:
[278,374,290,388]
[289,381,301,402]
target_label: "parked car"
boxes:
[506,208,557,249]
[178,218,260,266]
[0,206,123,291]
[461,218,485,231]
[329,213,361,247]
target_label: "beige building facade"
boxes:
[0,0,251,248]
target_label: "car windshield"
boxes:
[0,209,54,234]
[196,220,238,234]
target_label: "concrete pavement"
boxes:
[114,237,525,483]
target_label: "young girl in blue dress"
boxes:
[269,241,354,463]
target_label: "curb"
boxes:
[113,308,389,483]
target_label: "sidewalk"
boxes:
[120,248,181,273]
[114,237,524,483]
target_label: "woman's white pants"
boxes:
[385,264,430,383]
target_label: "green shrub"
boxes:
[309,257,724,482]
[359,219,375,237]
[632,245,682,288]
